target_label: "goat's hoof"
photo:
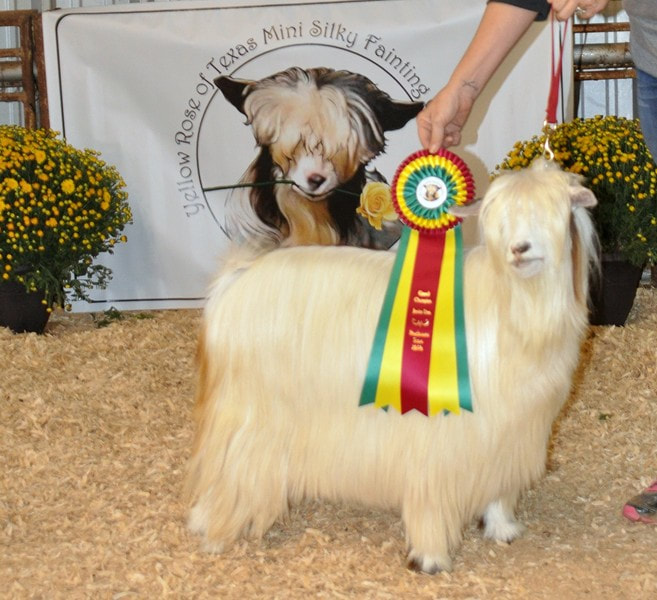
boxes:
[201,538,227,554]
[406,552,451,574]
[483,519,526,543]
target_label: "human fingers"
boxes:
[417,89,465,152]
[441,126,461,149]
[576,0,610,19]
[548,0,580,21]
[417,102,455,152]
[417,109,444,153]
[549,0,609,20]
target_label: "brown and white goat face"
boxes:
[244,83,374,200]
[215,67,423,203]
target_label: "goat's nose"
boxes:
[511,241,531,256]
[307,173,326,191]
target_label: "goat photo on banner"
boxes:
[209,67,423,249]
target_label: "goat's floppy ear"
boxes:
[215,76,254,115]
[447,199,482,218]
[563,166,597,208]
[372,99,424,132]
[569,184,597,209]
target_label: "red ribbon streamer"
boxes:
[400,231,445,414]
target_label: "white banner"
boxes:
[41,0,570,311]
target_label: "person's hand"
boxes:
[549,0,610,21]
[416,83,477,152]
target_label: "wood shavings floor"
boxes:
[2,289,656,599]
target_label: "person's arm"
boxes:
[417,2,537,152]
[416,0,610,152]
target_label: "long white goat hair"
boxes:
[186,159,598,574]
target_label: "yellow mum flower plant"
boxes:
[495,115,657,267]
[0,126,132,310]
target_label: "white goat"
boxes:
[186,159,598,573]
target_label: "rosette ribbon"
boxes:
[359,149,474,416]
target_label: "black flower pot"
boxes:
[0,280,50,334]
[589,255,644,327]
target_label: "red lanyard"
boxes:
[544,12,569,158]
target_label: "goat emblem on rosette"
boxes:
[360,149,475,417]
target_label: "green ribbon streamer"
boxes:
[359,227,411,408]
[453,225,473,411]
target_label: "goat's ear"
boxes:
[373,99,424,131]
[215,76,254,115]
[447,199,482,218]
[569,184,597,209]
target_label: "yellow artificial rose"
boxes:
[357,181,397,231]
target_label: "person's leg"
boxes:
[635,68,657,160]
[622,71,657,523]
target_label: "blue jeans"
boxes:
[636,68,657,161]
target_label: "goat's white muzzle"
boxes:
[509,241,545,278]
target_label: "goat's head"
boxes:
[451,159,597,279]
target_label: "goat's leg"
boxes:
[188,422,289,552]
[482,494,525,543]
[402,497,462,574]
